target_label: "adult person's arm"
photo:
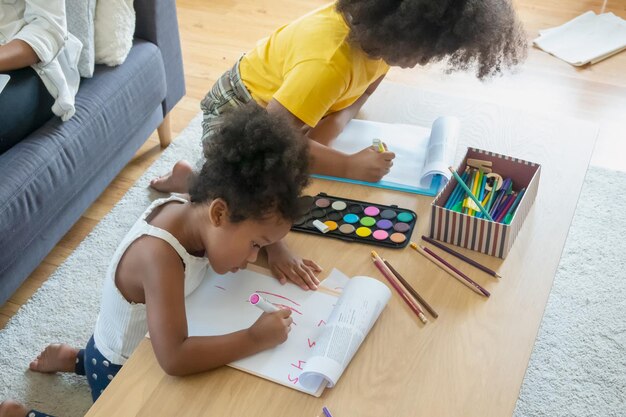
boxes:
[0,39,39,71]
[1,0,67,71]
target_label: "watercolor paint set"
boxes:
[292,193,417,248]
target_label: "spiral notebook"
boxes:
[312,116,460,196]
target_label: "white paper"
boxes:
[419,116,459,188]
[534,11,626,66]
[328,116,459,190]
[319,268,350,292]
[185,267,390,397]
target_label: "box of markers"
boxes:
[429,147,541,258]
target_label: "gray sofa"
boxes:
[0,0,185,306]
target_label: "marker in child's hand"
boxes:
[372,138,385,153]
[249,293,279,313]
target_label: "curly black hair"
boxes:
[189,103,309,223]
[336,0,527,79]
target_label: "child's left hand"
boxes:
[265,241,322,290]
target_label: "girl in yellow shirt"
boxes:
[154,0,525,187]
[150,0,526,285]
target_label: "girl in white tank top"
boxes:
[9,104,322,417]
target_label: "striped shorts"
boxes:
[200,57,254,155]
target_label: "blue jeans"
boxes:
[27,335,122,417]
[0,67,54,154]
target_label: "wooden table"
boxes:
[85,83,597,417]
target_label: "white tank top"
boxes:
[93,195,209,365]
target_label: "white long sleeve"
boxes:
[0,0,82,120]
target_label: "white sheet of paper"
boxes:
[185,267,339,396]
[319,268,350,292]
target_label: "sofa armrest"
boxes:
[133,0,186,115]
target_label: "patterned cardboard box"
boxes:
[429,148,541,258]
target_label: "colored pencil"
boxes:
[322,407,334,417]
[450,170,471,210]
[469,169,480,216]
[462,169,476,215]
[489,187,505,216]
[503,187,526,224]
[421,235,502,278]
[493,188,515,220]
[370,253,428,324]
[489,178,510,216]
[372,251,428,319]
[448,167,494,221]
[494,193,517,223]
[409,243,489,297]
[445,169,469,209]
[383,259,439,318]
[478,171,487,203]
[421,246,490,297]
[476,172,488,219]
[481,189,491,206]
[485,178,499,213]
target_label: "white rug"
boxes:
[1,114,624,416]
[513,165,626,417]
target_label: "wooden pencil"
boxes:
[370,254,428,324]
[421,235,502,278]
[421,245,490,297]
[409,243,489,297]
[372,250,427,316]
[383,259,439,319]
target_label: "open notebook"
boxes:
[313,116,460,195]
[185,267,391,396]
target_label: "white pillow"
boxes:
[66,0,97,77]
[94,0,135,66]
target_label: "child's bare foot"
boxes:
[29,344,79,374]
[149,160,194,193]
[0,400,28,417]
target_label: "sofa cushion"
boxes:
[66,0,97,78]
[0,39,166,280]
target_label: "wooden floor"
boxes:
[1,0,625,328]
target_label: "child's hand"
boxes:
[266,241,322,290]
[248,309,293,349]
[347,146,395,182]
